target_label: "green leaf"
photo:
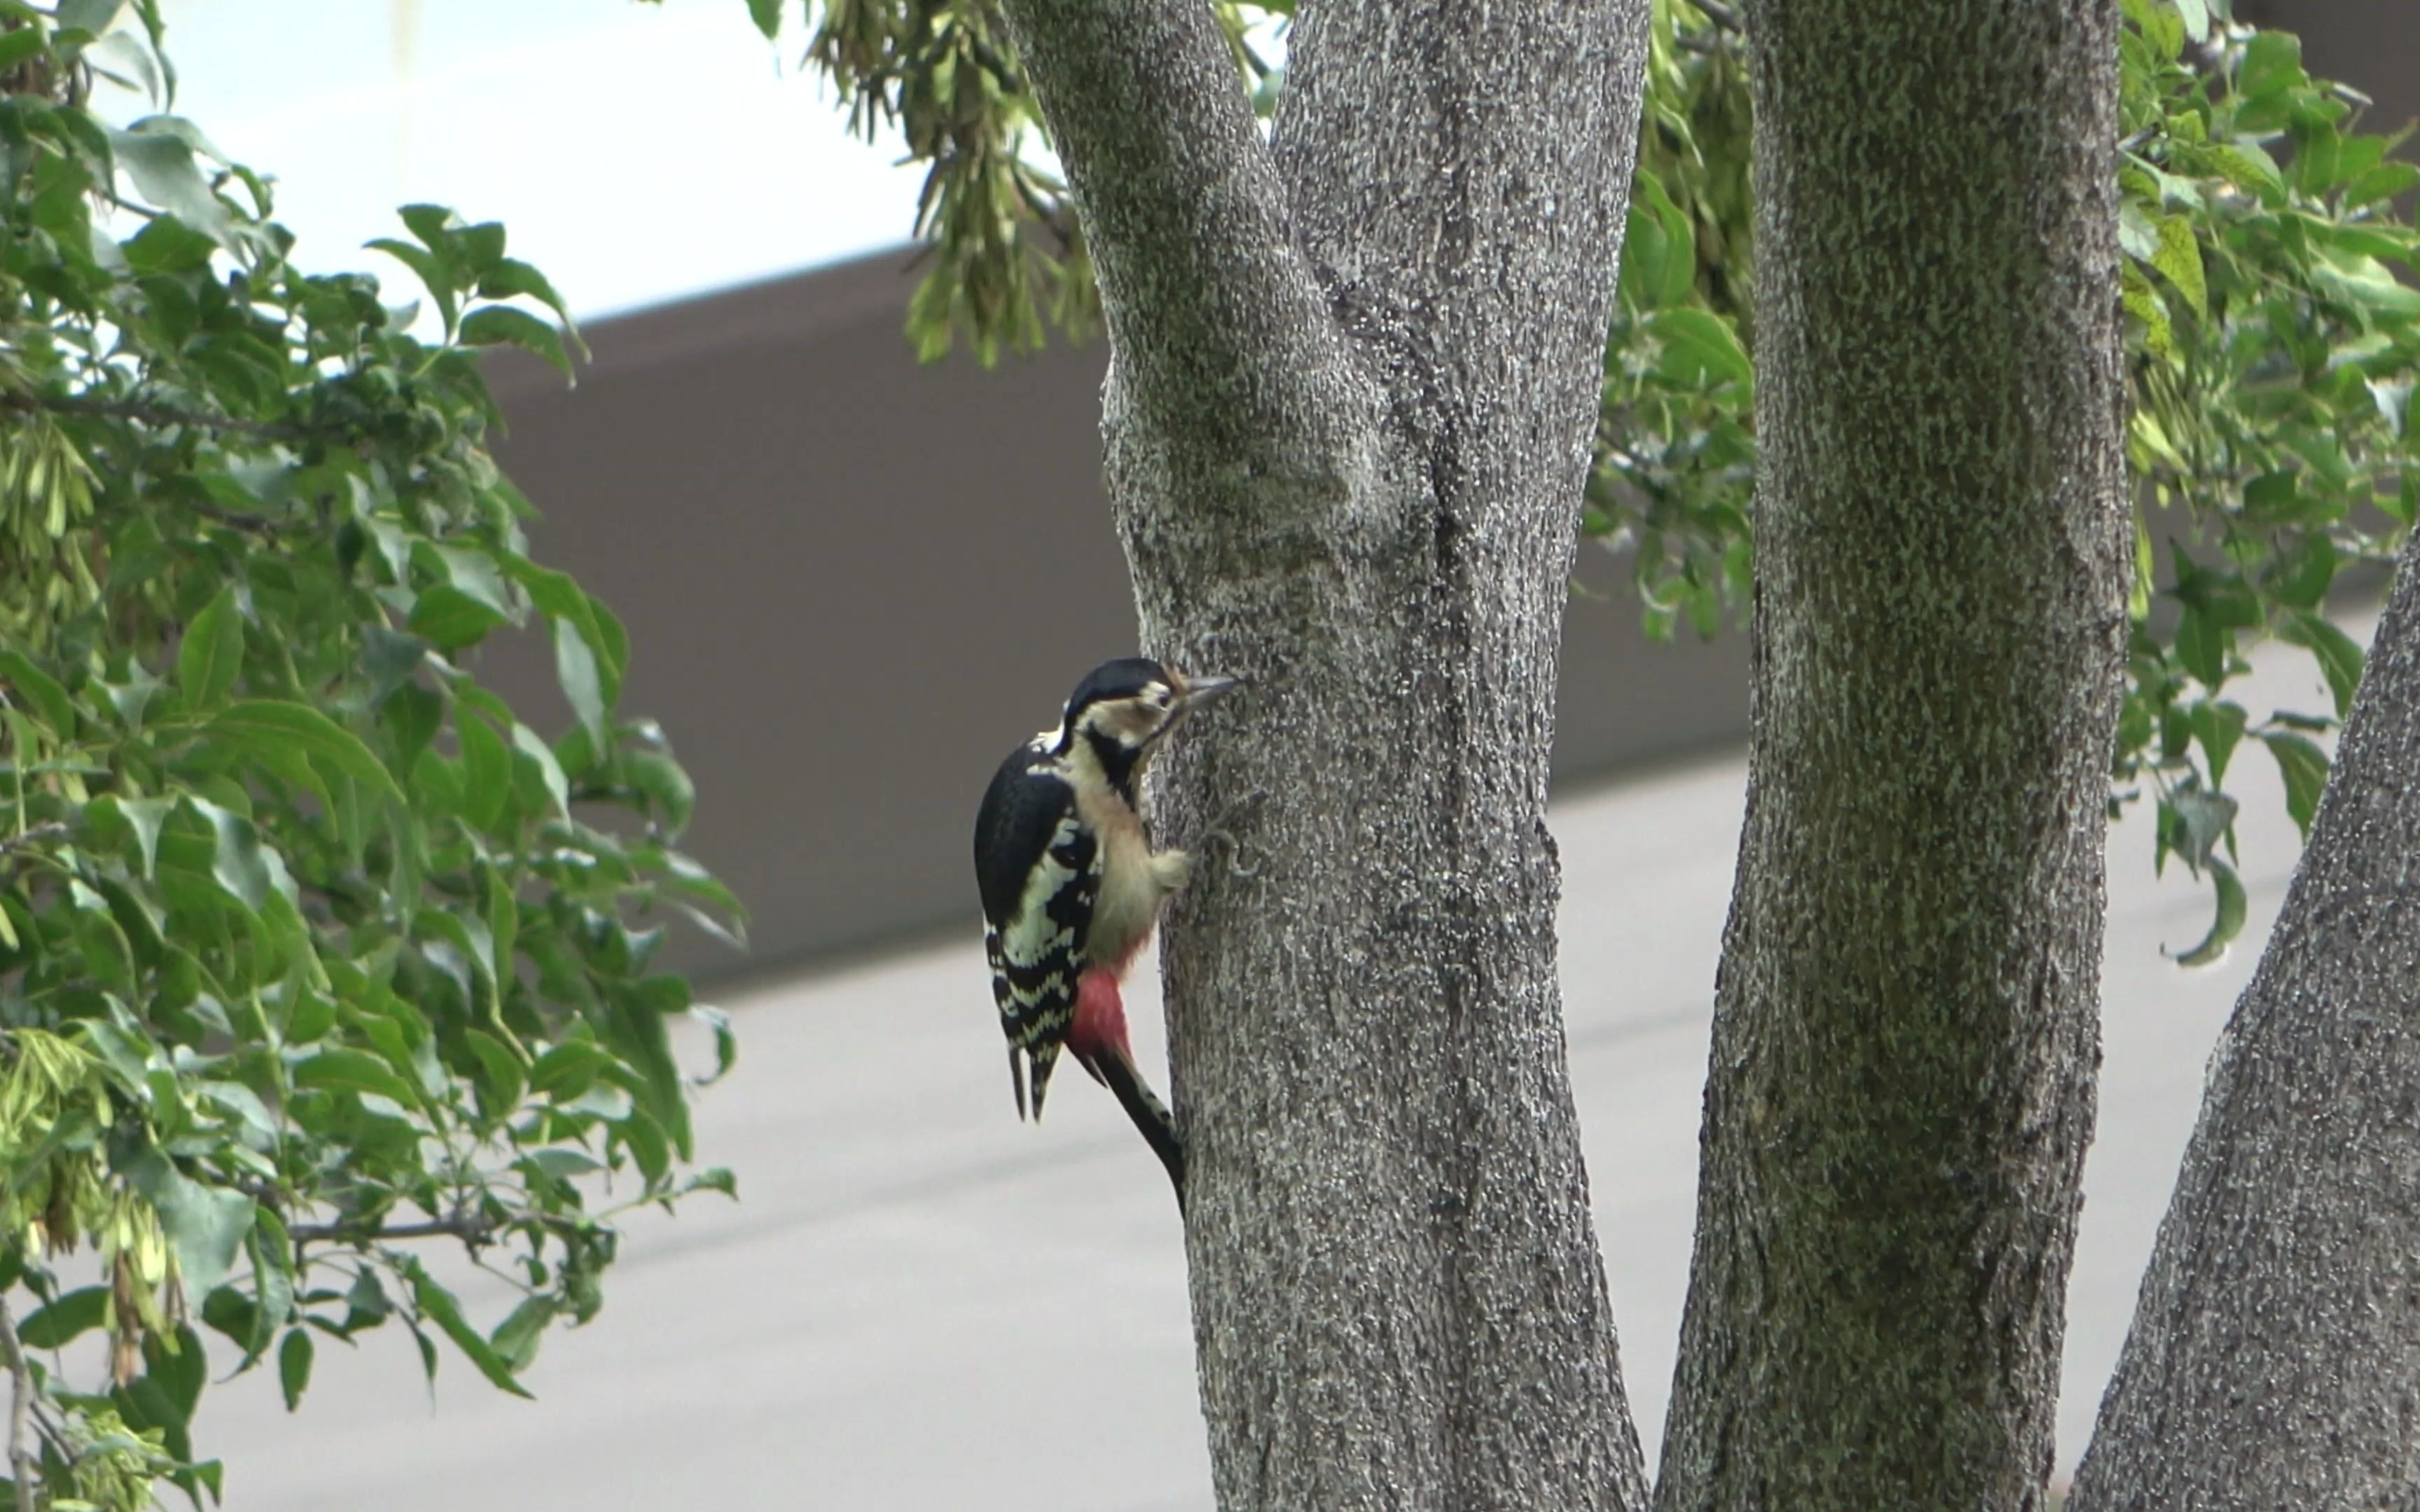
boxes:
[1648,307,1752,388]
[110,122,237,248]
[2190,700,2248,787]
[2121,262,2172,358]
[0,650,76,735]
[176,584,244,708]
[146,1326,208,1424]
[503,557,622,706]
[2171,0,2207,43]
[125,1149,256,1296]
[2174,858,2248,969]
[465,1028,528,1114]
[460,305,571,378]
[278,1326,314,1411]
[476,258,576,330]
[292,1046,422,1107]
[398,202,459,251]
[2166,783,2237,874]
[409,584,508,649]
[2152,214,2205,318]
[183,795,298,916]
[522,1149,602,1186]
[2204,141,2286,205]
[2262,731,2330,838]
[529,1040,616,1101]
[746,0,784,39]
[2280,612,2365,719]
[2175,603,2226,689]
[513,722,570,816]
[490,1296,557,1373]
[401,1259,533,1399]
[123,211,218,276]
[692,1005,737,1086]
[0,28,46,74]
[457,710,512,831]
[2255,529,2332,607]
[207,699,403,803]
[454,220,507,275]
[2347,160,2420,210]
[552,616,609,749]
[605,980,691,1159]
[18,1287,111,1348]
[2309,253,2420,317]
[627,751,696,832]
[2237,29,2302,102]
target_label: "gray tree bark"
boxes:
[2068,536,2420,1510]
[1654,3,2128,1510]
[992,1,1653,1506]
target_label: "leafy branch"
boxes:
[284,1214,498,1246]
[1,8,739,1508]
[0,391,312,442]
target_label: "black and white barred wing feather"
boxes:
[973,745,1099,1120]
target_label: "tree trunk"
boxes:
[992,1,1653,1506]
[2068,539,2420,1510]
[1655,3,2128,1509]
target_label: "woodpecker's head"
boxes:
[1050,657,1242,796]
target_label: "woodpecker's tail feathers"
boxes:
[1025,1041,1065,1124]
[1080,1044,1186,1208]
[1008,1044,1029,1121]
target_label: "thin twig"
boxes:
[286,1214,498,1245]
[0,389,310,442]
[0,823,69,861]
[1,1296,37,1512]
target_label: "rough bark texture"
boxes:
[1655,3,2127,1509]
[994,1,1653,1507]
[2068,538,2420,1511]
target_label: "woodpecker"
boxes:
[973,657,1241,1203]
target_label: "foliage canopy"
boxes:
[1,6,737,1508]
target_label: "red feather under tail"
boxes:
[1069,969,1186,1207]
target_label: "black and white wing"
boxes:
[973,745,1098,1120]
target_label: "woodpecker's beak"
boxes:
[1177,673,1244,711]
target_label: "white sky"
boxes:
[144,0,926,319]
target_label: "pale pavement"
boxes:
[193,629,2348,1508]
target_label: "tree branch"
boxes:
[286,1214,499,1245]
[993,0,1382,533]
[2071,538,2420,1508]
[0,389,310,442]
[0,824,71,862]
[1270,0,1647,504]
[1,1297,36,1512]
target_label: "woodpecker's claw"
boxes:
[1195,789,1273,879]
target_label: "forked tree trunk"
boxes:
[993,1,1653,1506]
[1655,2,2129,1508]
[982,0,2420,1504]
[2068,531,2420,1510]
